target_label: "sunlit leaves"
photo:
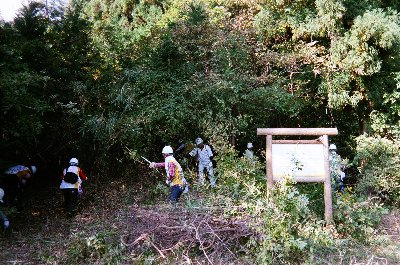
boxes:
[296,0,345,39]
[331,9,400,73]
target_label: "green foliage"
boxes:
[251,177,333,264]
[334,193,387,242]
[0,2,55,158]
[368,72,400,138]
[0,0,105,167]
[145,182,170,204]
[331,9,400,76]
[1,0,399,175]
[353,135,400,205]
[203,134,388,263]
[194,134,332,263]
[211,139,265,202]
[296,0,345,39]
[254,0,315,41]
[1,71,50,141]
[343,0,386,24]
[66,231,124,264]
[297,183,325,217]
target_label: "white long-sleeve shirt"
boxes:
[189,145,213,165]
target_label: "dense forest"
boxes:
[0,0,400,264]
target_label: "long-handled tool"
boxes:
[139,155,165,175]
[140,156,152,164]
[131,150,189,192]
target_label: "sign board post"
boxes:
[257,128,338,222]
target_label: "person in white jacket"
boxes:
[60,158,87,217]
[244,143,254,160]
[189,138,216,188]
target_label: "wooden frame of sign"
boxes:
[257,128,338,222]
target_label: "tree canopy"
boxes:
[1,0,400,171]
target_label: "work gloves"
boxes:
[340,171,345,181]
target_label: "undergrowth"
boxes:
[33,133,395,264]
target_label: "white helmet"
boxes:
[30,165,37,174]
[195,137,203,145]
[0,188,4,203]
[162,146,174,154]
[329,144,337,150]
[247,142,253,149]
[69,158,79,165]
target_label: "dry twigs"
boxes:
[124,207,255,263]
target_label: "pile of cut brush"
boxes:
[120,205,256,263]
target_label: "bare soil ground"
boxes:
[381,209,400,243]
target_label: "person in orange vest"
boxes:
[149,146,186,204]
[60,158,87,217]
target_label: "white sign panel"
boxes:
[272,144,325,178]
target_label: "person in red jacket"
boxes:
[60,158,87,217]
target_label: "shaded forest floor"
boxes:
[0,177,399,264]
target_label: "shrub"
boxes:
[250,177,334,264]
[333,193,387,243]
[200,128,390,263]
[65,231,124,264]
[200,131,328,263]
[214,146,266,203]
[353,135,400,206]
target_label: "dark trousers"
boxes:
[62,188,78,216]
[332,175,345,194]
[335,179,345,194]
[169,185,183,203]
[0,207,8,228]
[0,174,23,210]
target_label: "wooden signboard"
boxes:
[272,144,325,181]
[257,128,338,222]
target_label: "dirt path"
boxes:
[0,185,67,264]
[380,209,400,242]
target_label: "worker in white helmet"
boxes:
[3,164,36,185]
[60,158,88,217]
[149,146,187,203]
[0,188,10,230]
[244,142,254,160]
[189,137,216,188]
[329,144,345,193]
[1,164,37,209]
